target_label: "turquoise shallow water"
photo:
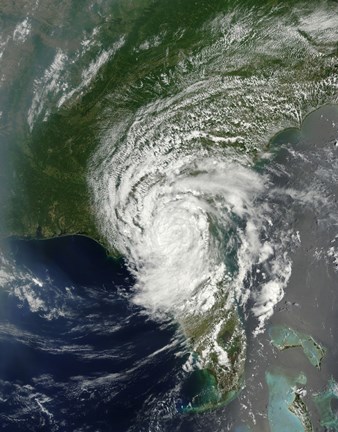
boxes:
[314,379,338,431]
[269,326,325,369]
[266,371,308,432]
[1,1,338,431]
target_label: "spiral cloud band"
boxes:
[88,105,291,337]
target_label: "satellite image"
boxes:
[0,0,338,431]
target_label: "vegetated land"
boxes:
[2,0,242,249]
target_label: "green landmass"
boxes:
[181,306,246,412]
[2,0,246,244]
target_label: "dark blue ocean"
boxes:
[0,236,186,431]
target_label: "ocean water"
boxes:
[1,0,338,431]
[0,236,184,431]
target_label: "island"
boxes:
[269,325,326,369]
[266,371,312,432]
